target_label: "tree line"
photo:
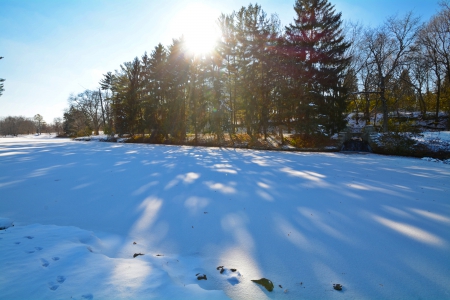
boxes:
[62,0,450,142]
[0,115,63,136]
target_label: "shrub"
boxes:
[286,133,336,148]
[76,126,92,137]
[373,132,420,156]
[387,119,420,133]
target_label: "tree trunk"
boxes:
[435,75,441,122]
[279,125,284,145]
[380,77,389,132]
[364,93,371,124]
[98,89,106,129]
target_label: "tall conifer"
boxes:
[285,0,350,134]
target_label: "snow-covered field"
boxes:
[1,135,449,299]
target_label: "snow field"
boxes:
[0,135,450,299]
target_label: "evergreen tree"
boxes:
[113,57,143,135]
[146,44,168,140]
[393,69,416,114]
[217,13,239,134]
[165,38,190,141]
[285,0,351,135]
[100,71,116,134]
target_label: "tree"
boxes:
[53,117,63,136]
[392,69,416,115]
[141,44,168,140]
[406,44,430,115]
[362,12,420,132]
[63,107,90,136]
[0,56,4,97]
[285,0,351,135]
[164,38,190,141]
[34,114,44,135]
[217,13,239,134]
[68,90,102,135]
[100,71,116,134]
[419,3,450,121]
[113,57,144,135]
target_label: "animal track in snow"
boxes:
[24,236,34,239]
[25,250,35,254]
[52,257,60,261]
[40,258,49,267]
[14,242,20,245]
[35,247,43,251]
[48,276,65,291]
[48,282,59,291]
[82,293,94,299]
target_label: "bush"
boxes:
[387,119,420,134]
[286,133,336,149]
[76,126,92,137]
[373,133,416,155]
[231,133,252,144]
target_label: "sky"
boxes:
[0,0,442,123]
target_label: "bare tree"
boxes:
[34,114,44,135]
[0,56,4,97]
[407,46,430,115]
[53,117,63,136]
[419,3,450,121]
[362,12,421,131]
[68,90,102,135]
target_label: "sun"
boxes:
[170,2,221,55]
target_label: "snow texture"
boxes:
[0,217,13,230]
[1,134,450,299]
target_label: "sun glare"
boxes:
[171,2,221,55]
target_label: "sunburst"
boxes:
[170,2,220,55]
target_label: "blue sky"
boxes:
[0,0,441,122]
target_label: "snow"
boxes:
[413,131,450,152]
[1,134,450,299]
[0,217,13,230]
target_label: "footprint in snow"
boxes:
[217,266,241,286]
[48,276,65,290]
[82,293,94,299]
[52,257,60,261]
[14,242,20,245]
[25,250,35,254]
[24,236,34,239]
[40,258,49,267]
[35,247,43,251]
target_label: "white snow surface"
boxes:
[1,135,450,299]
[413,131,450,152]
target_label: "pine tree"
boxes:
[100,72,116,134]
[165,38,190,142]
[146,44,168,140]
[217,13,239,134]
[285,0,350,135]
[113,57,143,135]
